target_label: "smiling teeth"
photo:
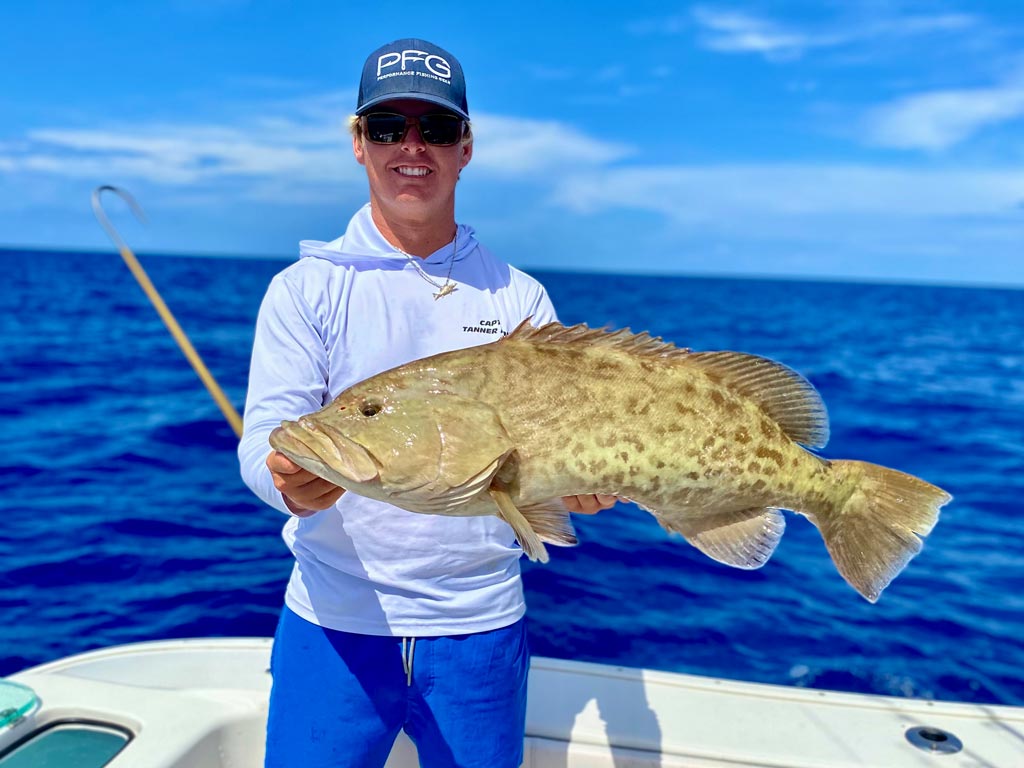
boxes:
[397,167,430,176]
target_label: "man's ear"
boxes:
[460,141,472,169]
[353,134,366,166]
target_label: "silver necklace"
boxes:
[399,228,458,300]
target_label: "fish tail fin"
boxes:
[814,460,951,602]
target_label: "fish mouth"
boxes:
[269,419,380,486]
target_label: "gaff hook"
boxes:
[91,185,244,438]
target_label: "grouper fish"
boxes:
[269,321,951,602]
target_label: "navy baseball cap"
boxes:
[356,38,469,120]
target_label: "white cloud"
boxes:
[10,125,353,187]
[6,100,1020,223]
[865,84,1024,150]
[535,162,1024,285]
[876,13,976,36]
[691,6,843,60]
[0,102,633,197]
[553,164,1024,221]
[0,89,366,192]
[687,5,979,61]
[470,114,633,174]
[647,6,1019,152]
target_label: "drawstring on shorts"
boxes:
[401,637,417,687]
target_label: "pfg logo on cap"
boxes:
[357,38,469,119]
[377,49,452,83]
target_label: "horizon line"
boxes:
[2,243,1020,293]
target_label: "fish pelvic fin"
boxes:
[519,499,578,548]
[653,506,786,569]
[688,351,830,450]
[815,460,951,603]
[489,486,549,563]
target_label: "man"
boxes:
[239,38,615,768]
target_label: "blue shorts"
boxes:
[265,607,530,768]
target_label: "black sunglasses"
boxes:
[363,112,465,146]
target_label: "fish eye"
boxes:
[361,402,381,417]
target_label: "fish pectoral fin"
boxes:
[489,486,550,563]
[433,398,515,490]
[655,506,786,569]
[402,455,505,514]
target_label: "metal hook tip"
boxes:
[92,185,148,226]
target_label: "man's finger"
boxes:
[298,476,343,498]
[267,451,303,474]
[311,486,346,507]
[274,469,337,497]
[561,494,611,515]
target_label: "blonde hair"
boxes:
[348,114,473,146]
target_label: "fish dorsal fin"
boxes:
[506,320,828,449]
[688,351,830,449]
[505,320,692,360]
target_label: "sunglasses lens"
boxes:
[365,114,408,144]
[364,113,463,145]
[419,115,463,145]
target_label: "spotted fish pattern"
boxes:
[271,321,951,602]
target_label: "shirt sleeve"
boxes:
[524,277,559,326]
[237,273,330,514]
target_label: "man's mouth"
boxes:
[395,166,431,177]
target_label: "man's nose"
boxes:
[401,120,427,150]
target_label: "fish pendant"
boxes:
[433,282,457,300]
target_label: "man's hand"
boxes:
[562,494,619,515]
[267,451,345,516]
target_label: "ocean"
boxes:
[2,247,1022,707]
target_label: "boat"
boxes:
[2,637,1022,766]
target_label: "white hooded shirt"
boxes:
[238,203,557,635]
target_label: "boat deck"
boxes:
[2,638,1022,767]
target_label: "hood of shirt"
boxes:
[298,203,478,266]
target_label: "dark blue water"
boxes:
[2,248,1022,707]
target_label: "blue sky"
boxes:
[2,1,1023,286]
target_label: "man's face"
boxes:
[353,99,472,225]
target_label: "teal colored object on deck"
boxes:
[0,681,36,729]
[1,681,130,767]
[0,723,129,767]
